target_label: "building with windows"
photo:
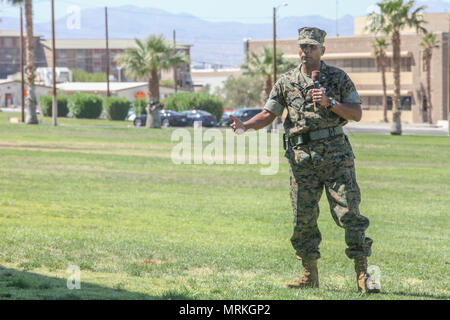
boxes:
[0,30,47,79]
[246,13,449,124]
[0,31,193,91]
[40,38,193,91]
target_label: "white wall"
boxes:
[0,81,51,108]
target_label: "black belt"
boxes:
[283,126,344,150]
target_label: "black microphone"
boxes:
[312,70,320,111]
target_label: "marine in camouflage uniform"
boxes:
[264,27,375,293]
[230,27,378,293]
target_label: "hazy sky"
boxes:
[1,0,447,23]
[0,0,450,23]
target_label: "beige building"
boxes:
[0,31,193,91]
[191,68,242,92]
[0,30,47,79]
[247,13,449,124]
[40,38,193,91]
[0,79,51,108]
[54,82,182,101]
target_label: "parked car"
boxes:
[180,110,217,127]
[218,109,236,127]
[133,109,188,127]
[221,108,263,126]
[127,107,136,121]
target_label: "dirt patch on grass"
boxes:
[143,259,164,265]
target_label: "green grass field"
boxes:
[0,113,449,300]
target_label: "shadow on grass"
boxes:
[0,266,194,300]
[386,291,449,300]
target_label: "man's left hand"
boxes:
[310,89,330,107]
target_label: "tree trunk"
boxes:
[391,30,402,135]
[263,76,272,102]
[25,0,38,125]
[264,76,274,131]
[425,51,432,124]
[146,68,161,128]
[380,54,388,123]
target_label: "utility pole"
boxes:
[105,6,111,97]
[51,0,57,126]
[447,10,450,135]
[273,7,277,85]
[20,6,25,123]
[336,0,339,37]
[173,29,178,93]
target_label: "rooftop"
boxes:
[0,30,42,38]
[56,82,148,92]
[41,38,192,50]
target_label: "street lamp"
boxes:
[273,2,288,85]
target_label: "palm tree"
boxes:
[372,37,389,123]
[116,35,189,128]
[420,31,439,124]
[4,0,38,124]
[367,0,427,135]
[242,47,296,102]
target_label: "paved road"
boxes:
[3,107,449,136]
[344,122,449,136]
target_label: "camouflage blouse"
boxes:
[264,61,361,136]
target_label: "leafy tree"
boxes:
[420,31,439,124]
[72,69,107,82]
[116,35,189,128]
[242,47,296,102]
[367,0,427,134]
[217,75,263,109]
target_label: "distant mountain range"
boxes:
[0,1,448,67]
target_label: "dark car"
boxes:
[218,110,236,127]
[222,108,263,126]
[133,110,188,127]
[180,110,217,127]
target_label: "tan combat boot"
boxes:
[283,259,319,289]
[354,256,380,294]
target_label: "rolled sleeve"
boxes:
[263,79,286,116]
[343,90,362,104]
[264,99,285,116]
[340,73,362,104]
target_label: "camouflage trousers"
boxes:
[286,134,373,260]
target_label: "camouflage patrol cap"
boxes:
[298,27,327,46]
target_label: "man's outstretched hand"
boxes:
[229,115,246,134]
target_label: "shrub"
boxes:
[39,95,69,117]
[163,92,223,120]
[72,69,107,82]
[132,98,147,116]
[103,97,130,121]
[68,93,103,119]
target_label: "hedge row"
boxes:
[39,93,131,121]
[163,92,224,120]
[39,91,225,121]
[103,97,130,121]
[39,95,70,117]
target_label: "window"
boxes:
[59,50,67,58]
[401,96,412,110]
[4,38,12,48]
